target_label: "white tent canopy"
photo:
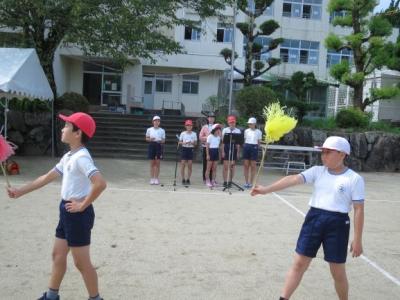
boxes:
[0,48,54,155]
[0,48,53,100]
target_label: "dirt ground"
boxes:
[0,157,399,299]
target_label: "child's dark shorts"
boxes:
[148,142,162,160]
[242,143,259,161]
[208,148,219,161]
[295,207,350,263]
[56,200,95,247]
[223,143,238,161]
[181,147,194,161]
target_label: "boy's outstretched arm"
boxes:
[65,173,107,213]
[251,174,303,196]
[350,202,364,257]
[7,169,60,199]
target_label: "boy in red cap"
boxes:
[222,115,241,188]
[7,112,107,300]
[178,119,197,185]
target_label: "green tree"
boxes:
[284,71,318,122]
[220,0,282,86]
[235,85,276,119]
[326,0,398,111]
[0,0,231,97]
[381,0,400,29]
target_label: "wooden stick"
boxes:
[252,143,268,188]
[0,161,10,188]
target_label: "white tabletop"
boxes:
[266,144,321,152]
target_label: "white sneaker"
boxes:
[150,178,155,185]
[154,178,160,185]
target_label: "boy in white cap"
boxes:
[146,116,166,185]
[7,112,107,300]
[179,119,197,185]
[251,136,365,300]
[243,117,262,188]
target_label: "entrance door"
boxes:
[143,77,155,109]
[83,73,102,105]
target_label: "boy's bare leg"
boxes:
[187,161,192,179]
[281,253,312,299]
[223,160,228,182]
[150,160,155,178]
[71,246,99,298]
[243,160,250,183]
[211,163,217,180]
[180,160,186,180]
[49,238,69,289]
[229,164,235,181]
[250,160,257,184]
[329,263,349,300]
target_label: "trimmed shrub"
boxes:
[235,85,277,120]
[55,92,89,113]
[336,108,370,128]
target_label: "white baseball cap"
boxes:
[315,136,351,155]
[247,117,257,124]
[152,115,161,121]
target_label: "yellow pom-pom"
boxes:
[263,102,297,143]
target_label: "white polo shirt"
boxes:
[301,166,365,213]
[179,131,197,148]
[244,128,262,144]
[55,148,99,201]
[146,127,165,142]
[207,134,221,149]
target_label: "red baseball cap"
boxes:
[185,119,193,126]
[59,112,96,138]
[227,115,236,123]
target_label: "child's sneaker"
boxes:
[206,180,213,187]
[182,179,186,185]
[223,181,228,188]
[149,178,155,185]
[154,178,160,185]
[186,179,191,185]
[37,292,60,300]
[211,180,218,187]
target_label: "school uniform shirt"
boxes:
[301,166,365,214]
[207,134,221,149]
[244,128,262,144]
[146,127,165,142]
[55,148,99,202]
[179,131,197,148]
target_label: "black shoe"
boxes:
[38,292,60,300]
[227,181,232,188]
[182,179,186,185]
[186,179,190,185]
[223,181,228,188]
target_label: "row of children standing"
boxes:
[146,114,262,188]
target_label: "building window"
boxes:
[182,75,199,94]
[280,39,319,65]
[184,24,201,41]
[155,74,172,93]
[216,23,233,43]
[327,49,353,68]
[282,0,322,20]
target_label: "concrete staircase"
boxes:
[87,112,203,160]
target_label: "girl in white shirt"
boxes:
[205,124,222,187]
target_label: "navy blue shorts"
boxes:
[148,142,162,160]
[55,200,95,247]
[181,147,194,160]
[223,144,238,161]
[208,148,219,161]
[296,207,350,263]
[242,143,259,161]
